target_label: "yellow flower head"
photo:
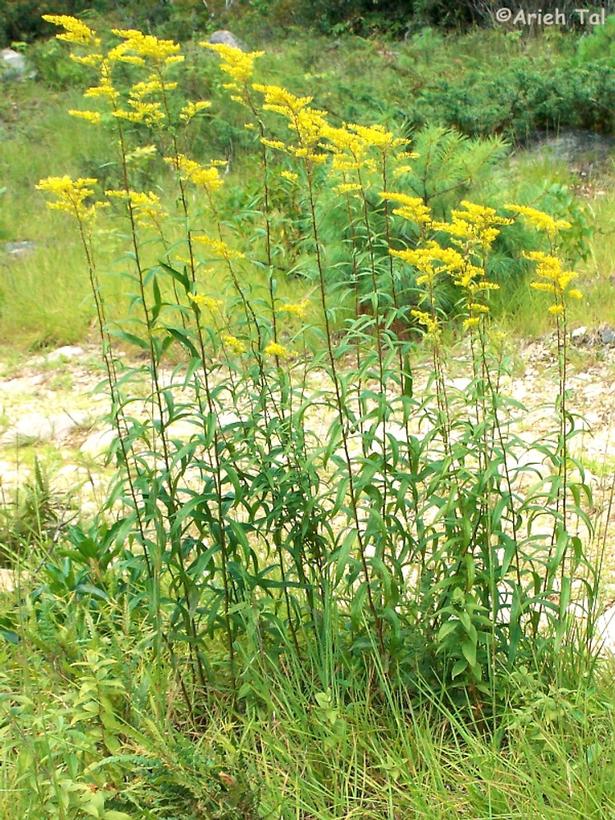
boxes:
[126,144,157,163]
[42,14,100,46]
[180,100,212,122]
[201,43,263,88]
[434,200,512,250]
[505,204,571,239]
[106,189,164,227]
[113,100,165,127]
[68,109,102,125]
[187,293,223,312]
[110,29,183,66]
[280,170,298,183]
[391,241,464,285]
[193,235,245,261]
[167,155,224,195]
[381,192,431,226]
[84,60,118,101]
[221,333,247,355]
[525,251,581,315]
[36,175,104,222]
[278,301,308,318]
[410,309,439,337]
[334,182,362,196]
[264,341,290,358]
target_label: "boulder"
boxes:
[207,30,246,51]
[3,240,36,258]
[0,48,28,82]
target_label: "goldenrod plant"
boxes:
[30,15,607,707]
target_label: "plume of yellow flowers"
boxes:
[84,60,119,101]
[280,170,298,183]
[113,99,165,126]
[179,101,212,122]
[106,189,165,227]
[68,109,102,124]
[193,236,245,261]
[434,200,511,251]
[390,241,465,285]
[187,293,223,312]
[200,43,264,98]
[380,192,432,226]
[166,155,224,195]
[505,204,571,239]
[278,301,308,318]
[221,333,247,355]
[36,176,107,222]
[252,84,328,164]
[410,309,439,338]
[264,341,290,358]
[109,29,184,67]
[42,14,100,47]
[525,251,582,315]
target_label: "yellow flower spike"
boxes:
[347,123,405,152]
[70,53,104,67]
[166,155,224,195]
[463,317,481,330]
[201,43,264,86]
[410,309,440,338]
[264,341,290,358]
[36,175,104,222]
[221,333,247,355]
[110,29,182,66]
[280,170,298,183]
[179,101,212,122]
[193,235,245,261]
[334,182,362,195]
[68,110,102,125]
[106,189,164,226]
[84,61,118,101]
[187,293,223,312]
[42,14,100,47]
[548,304,565,316]
[260,138,286,151]
[567,288,583,300]
[113,100,165,127]
[505,203,571,238]
[278,301,308,318]
[380,192,431,226]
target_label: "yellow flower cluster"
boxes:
[410,309,439,338]
[278,301,308,318]
[390,241,464,285]
[280,170,298,183]
[84,61,118,101]
[168,155,224,195]
[180,101,212,122]
[110,29,183,67]
[200,43,263,92]
[525,251,582,315]
[187,293,223,312]
[68,109,102,124]
[42,14,100,47]
[434,201,511,251]
[36,176,105,222]
[381,192,432,226]
[264,341,289,358]
[126,145,157,163]
[253,84,327,164]
[221,333,247,355]
[106,189,164,227]
[194,236,245,261]
[506,204,571,239]
[347,123,405,153]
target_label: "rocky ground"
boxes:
[0,336,614,644]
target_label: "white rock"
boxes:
[0,48,28,81]
[80,428,116,456]
[45,345,85,363]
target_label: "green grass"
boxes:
[1,579,614,818]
